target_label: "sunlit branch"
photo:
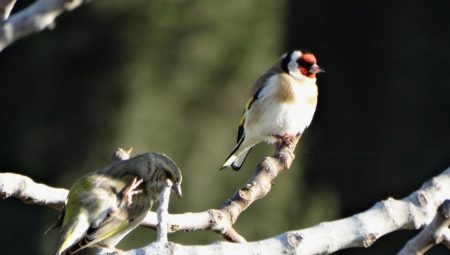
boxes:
[397,199,450,255]
[1,166,449,254]
[0,0,17,20]
[0,0,90,52]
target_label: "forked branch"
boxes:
[1,145,449,254]
[216,137,300,241]
[0,139,300,243]
[397,199,450,254]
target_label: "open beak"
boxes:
[171,183,182,198]
[309,64,325,74]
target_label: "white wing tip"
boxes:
[221,155,237,170]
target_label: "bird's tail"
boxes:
[53,218,89,255]
[45,208,65,235]
[220,146,253,171]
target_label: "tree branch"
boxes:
[124,180,176,255]
[0,0,90,52]
[217,138,299,242]
[0,172,67,210]
[397,199,450,254]
[133,138,299,242]
[156,180,173,244]
[1,139,299,243]
[1,164,449,254]
[121,166,450,255]
[0,0,17,20]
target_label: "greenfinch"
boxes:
[53,152,182,255]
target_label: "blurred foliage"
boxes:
[0,0,449,254]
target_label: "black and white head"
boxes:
[281,50,324,81]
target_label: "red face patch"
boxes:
[296,53,318,78]
[300,53,317,64]
[300,67,308,76]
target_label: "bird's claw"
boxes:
[120,177,144,207]
[275,134,295,145]
[97,246,123,255]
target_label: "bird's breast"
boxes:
[245,75,318,140]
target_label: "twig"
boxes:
[0,0,17,20]
[397,199,450,254]
[112,148,133,162]
[128,179,176,255]
[0,0,90,52]
[156,179,173,244]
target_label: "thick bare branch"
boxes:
[397,199,450,254]
[138,139,299,242]
[0,172,208,232]
[0,139,299,243]
[217,138,299,241]
[122,166,450,255]
[0,172,67,209]
[1,166,449,254]
[0,0,89,52]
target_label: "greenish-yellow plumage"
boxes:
[52,152,182,255]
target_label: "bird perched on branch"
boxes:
[221,50,324,170]
[52,152,182,255]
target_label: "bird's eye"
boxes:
[299,67,308,75]
[297,59,311,69]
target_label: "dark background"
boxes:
[1,0,449,254]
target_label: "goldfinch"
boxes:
[53,152,182,255]
[221,50,324,170]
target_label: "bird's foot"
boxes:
[275,133,295,145]
[97,245,123,255]
[120,177,143,207]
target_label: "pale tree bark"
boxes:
[1,2,448,254]
[397,199,450,255]
[0,0,17,20]
[0,0,90,52]
[1,144,449,254]
[0,172,68,209]
[155,179,173,244]
[125,165,450,255]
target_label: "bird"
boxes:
[52,152,183,255]
[221,50,324,170]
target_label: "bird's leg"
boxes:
[119,177,143,207]
[274,133,295,146]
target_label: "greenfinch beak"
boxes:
[171,183,182,198]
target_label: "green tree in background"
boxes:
[0,0,449,254]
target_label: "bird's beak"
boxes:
[309,64,325,74]
[171,183,182,198]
